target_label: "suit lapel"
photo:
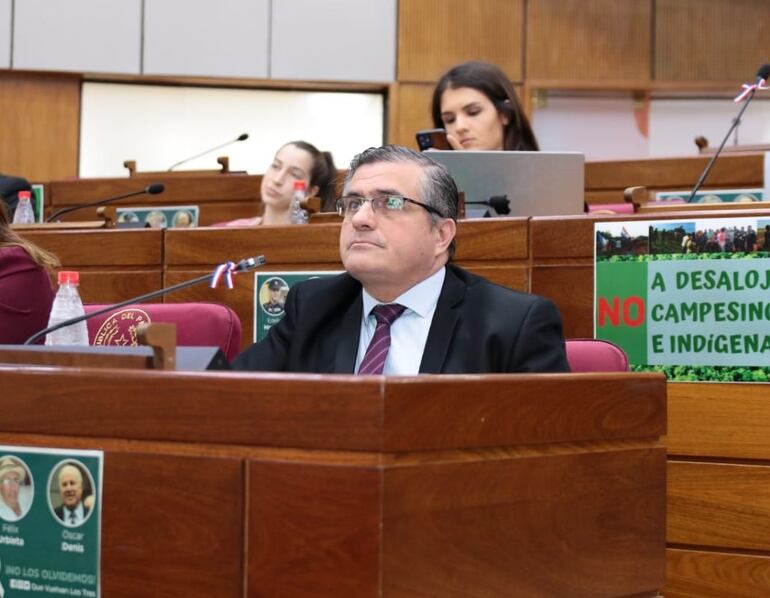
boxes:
[419,266,465,374]
[333,292,363,373]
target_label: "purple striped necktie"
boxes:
[357,304,406,375]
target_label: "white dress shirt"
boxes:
[355,267,446,375]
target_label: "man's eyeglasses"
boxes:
[336,195,444,218]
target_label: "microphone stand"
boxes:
[24,255,266,345]
[46,186,162,223]
[686,85,760,203]
[168,134,249,171]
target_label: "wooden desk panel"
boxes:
[47,175,263,225]
[22,229,164,303]
[668,460,770,552]
[668,382,770,460]
[666,548,770,598]
[0,367,667,598]
[586,154,764,204]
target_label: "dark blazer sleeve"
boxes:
[510,296,570,373]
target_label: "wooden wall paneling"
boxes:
[668,461,770,551]
[389,82,435,149]
[655,0,770,82]
[666,548,770,598]
[0,72,80,181]
[526,0,652,81]
[397,0,524,83]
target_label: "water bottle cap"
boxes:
[293,181,307,191]
[58,271,80,285]
[18,190,31,200]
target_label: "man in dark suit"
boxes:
[233,145,568,374]
[53,463,91,527]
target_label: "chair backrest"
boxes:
[565,338,629,372]
[83,302,242,360]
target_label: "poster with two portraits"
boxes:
[0,446,102,597]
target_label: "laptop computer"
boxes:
[428,150,585,218]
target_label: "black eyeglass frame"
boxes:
[335,194,445,218]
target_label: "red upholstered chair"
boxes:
[83,302,242,361]
[565,338,629,372]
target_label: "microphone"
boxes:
[167,133,249,171]
[23,255,266,345]
[46,183,165,223]
[686,64,770,203]
[466,194,511,215]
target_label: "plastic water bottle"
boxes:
[289,180,309,225]
[45,271,90,346]
[12,190,36,224]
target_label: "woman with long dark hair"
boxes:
[432,61,538,152]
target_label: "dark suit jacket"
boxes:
[55,502,91,523]
[233,264,569,374]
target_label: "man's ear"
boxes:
[434,218,457,256]
[307,184,320,199]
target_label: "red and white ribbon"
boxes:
[734,79,768,102]
[210,261,237,289]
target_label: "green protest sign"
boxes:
[595,217,770,382]
[0,446,102,597]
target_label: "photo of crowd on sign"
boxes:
[597,218,770,260]
[595,222,649,259]
[595,215,770,382]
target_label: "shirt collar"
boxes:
[362,266,446,319]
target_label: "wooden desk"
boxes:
[586,153,764,205]
[0,366,666,597]
[23,228,163,303]
[47,174,263,225]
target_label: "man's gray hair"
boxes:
[343,145,459,257]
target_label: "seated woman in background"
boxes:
[431,61,539,152]
[0,202,59,343]
[222,140,337,226]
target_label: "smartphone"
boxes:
[416,128,452,151]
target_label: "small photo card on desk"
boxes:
[655,188,765,204]
[254,271,342,342]
[116,205,199,228]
